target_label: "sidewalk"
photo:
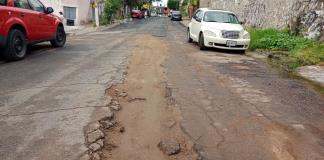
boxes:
[297,65,324,87]
[65,18,133,36]
[180,19,190,27]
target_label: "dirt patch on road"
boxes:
[101,35,197,160]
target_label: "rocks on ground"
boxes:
[84,107,117,160]
[158,138,181,155]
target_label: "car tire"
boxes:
[2,29,27,61]
[239,50,246,54]
[50,26,66,48]
[199,33,206,50]
[187,29,193,43]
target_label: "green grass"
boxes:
[249,28,324,70]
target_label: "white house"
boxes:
[41,0,97,26]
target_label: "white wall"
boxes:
[40,0,92,26]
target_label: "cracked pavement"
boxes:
[165,19,324,159]
[1,17,324,160]
[0,23,135,160]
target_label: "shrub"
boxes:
[168,0,180,10]
[103,0,122,24]
[249,28,324,69]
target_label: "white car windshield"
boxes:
[204,11,239,24]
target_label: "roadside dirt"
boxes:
[101,34,197,160]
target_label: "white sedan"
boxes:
[187,8,250,52]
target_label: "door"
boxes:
[13,0,39,41]
[28,0,54,39]
[191,10,203,40]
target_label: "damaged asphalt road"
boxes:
[166,20,324,159]
[0,17,324,160]
[0,21,142,160]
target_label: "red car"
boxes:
[131,10,143,19]
[0,0,66,61]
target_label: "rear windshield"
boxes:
[172,11,181,15]
[0,0,6,6]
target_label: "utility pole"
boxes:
[95,6,99,27]
[91,0,100,27]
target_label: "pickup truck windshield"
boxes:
[204,11,239,24]
[0,0,6,6]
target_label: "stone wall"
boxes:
[201,0,324,41]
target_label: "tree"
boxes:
[127,0,151,9]
[103,0,123,24]
[190,0,198,6]
[167,0,180,10]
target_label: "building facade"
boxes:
[40,0,95,26]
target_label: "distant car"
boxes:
[0,0,66,61]
[131,10,144,19]
[171,11,182,21]
[187,8,250,52]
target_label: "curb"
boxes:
[179,19,190,28]
[66,22,124,37]
[296,65,324,87]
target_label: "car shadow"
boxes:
[206,47,246,55]
[187,42,245,55]
[0,43,54,64]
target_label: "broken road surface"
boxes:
[0,17,324,160]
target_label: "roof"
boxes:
[199,8,234,14]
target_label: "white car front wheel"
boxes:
[199,33,206,50]
[187,28,193,43]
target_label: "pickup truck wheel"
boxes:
[199,33,206,50]
[50,26,66,47]
[3,29,27,61]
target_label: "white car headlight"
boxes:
[243,31,250,39]
[204,30,217,37]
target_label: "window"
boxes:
[0,0,6,6]
[197,11,203,19]
[28,0,45,12]
[14,0,31,9]
[203,11,239,24]
[193,10,201,19]
[63,6,77,20]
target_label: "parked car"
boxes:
[171,11,182,21]
[0,0,66,61]
[187,8,250,52]
[131,10,144,19]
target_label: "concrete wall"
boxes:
[201,0,324,41]
[41,0,93,26]
[62,0,92,25]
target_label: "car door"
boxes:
[191,10,202,40]
[13,0,39,41]
[28,0,55,40]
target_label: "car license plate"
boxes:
[226,41,237,47]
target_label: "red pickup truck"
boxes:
[0,0,66,61]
